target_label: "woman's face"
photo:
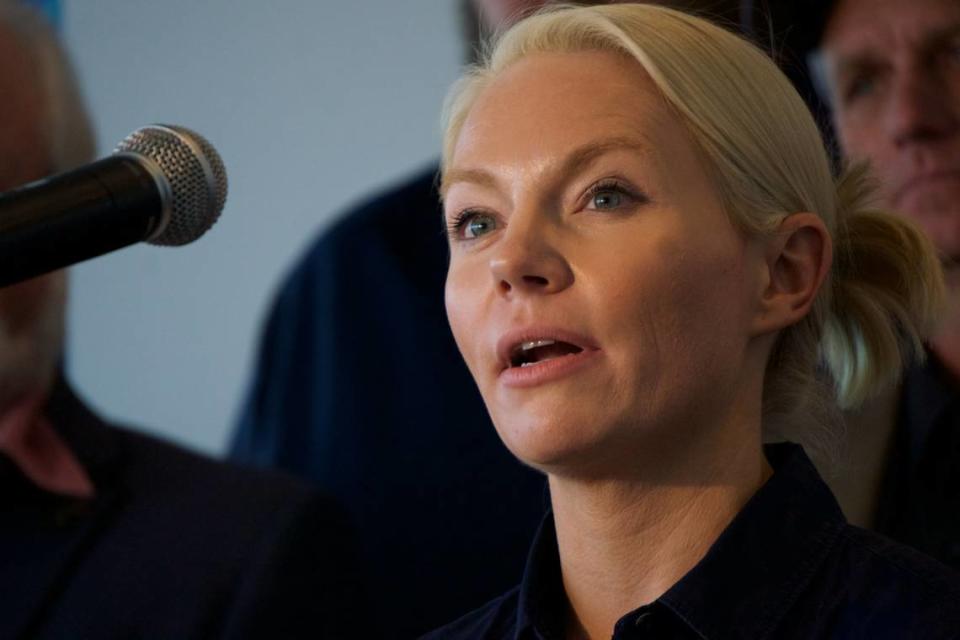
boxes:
[443,51,767,476]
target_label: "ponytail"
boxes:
[821,163,945,409]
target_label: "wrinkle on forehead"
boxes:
[446,51,672,182]
[823,0,960,60]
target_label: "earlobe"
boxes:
[751,213,833,336]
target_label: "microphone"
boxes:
[0,124,227,288]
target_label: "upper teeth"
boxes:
[520,339,555,352]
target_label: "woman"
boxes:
[426,3,959,639]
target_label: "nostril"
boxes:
[522,275,549,287]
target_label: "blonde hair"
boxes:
[440,3,945,449]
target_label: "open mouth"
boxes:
[509,339,584,368]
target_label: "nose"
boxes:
[887,64,959,147]
[488,217,573,298]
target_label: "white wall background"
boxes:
[61,1,463,454]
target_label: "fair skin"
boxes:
[443,50,831,639]
[819,0,960,377]
[0,26,67,418]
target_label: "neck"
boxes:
[0,385,48,429]
[549,420,770,640]
[0,362,55,427]
[0,388,49,448]
[931,265,960,380]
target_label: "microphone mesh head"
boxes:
[115,125,228,246]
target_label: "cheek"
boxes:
[0,275,62,334]
[444,261,487,378]
[834,106,885,161]
[609,242,749,382]
[837,119,874,162]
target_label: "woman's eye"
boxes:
[466,214,496,238]
[584,181,642,211]
[590,189,624,210]
[449,211,497,240]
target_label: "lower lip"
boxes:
[499,349,600,388]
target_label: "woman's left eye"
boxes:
[584,181,642,211]
[590,189,624,209]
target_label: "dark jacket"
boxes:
[231,166,548,639]
[875,355,960,568]
[0,378,367,639]
[423,444,960,640]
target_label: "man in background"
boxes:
[752,0,960,569]
[231,1,740,637]
[0,5,366,637]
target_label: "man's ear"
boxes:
[750,212,833,336]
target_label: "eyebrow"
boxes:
[440,136,649,199]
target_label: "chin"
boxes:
[491,405,626,475]
[494,411,576,464]
[904,206,960,261]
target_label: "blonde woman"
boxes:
[426,3,959,638]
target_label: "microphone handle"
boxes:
[0,156,165,287]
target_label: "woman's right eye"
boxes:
[450,210,498,240]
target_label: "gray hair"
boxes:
[0,1,96,171]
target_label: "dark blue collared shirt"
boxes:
[423,443,960,639]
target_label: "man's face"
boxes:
[819,0,960,260]
[0,28,66,409]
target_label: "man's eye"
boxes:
[939,38,960,66]
[844,75,877,103]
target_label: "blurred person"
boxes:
[0,5,366,638]
[425,4,957,637]
[749,0,960,570]
[231,1,738,637]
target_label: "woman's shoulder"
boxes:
[836,524,960,590]
[418,586,521,640]
[796,522,960,637]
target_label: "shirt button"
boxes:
[634,610,654,628]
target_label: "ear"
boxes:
[750,212,833,336]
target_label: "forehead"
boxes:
[451,50,680,171]
[823,0,960,59]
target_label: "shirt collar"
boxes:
[515,512,566,639]
[515,443,845,640]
